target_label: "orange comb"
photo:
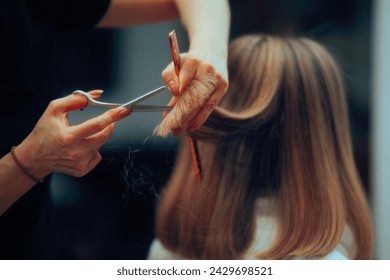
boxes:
[169,30,202,181]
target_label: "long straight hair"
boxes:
[156,34,373,259]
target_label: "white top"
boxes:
[148,199,355,260]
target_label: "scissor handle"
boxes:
[73,90,121,108]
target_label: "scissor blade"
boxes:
[131,105,172,112]
[120,86,167,110]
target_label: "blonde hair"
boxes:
[154,74,218,137]
[156,34,374,259]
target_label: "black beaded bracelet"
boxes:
[11,146,43,183]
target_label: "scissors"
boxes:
[73,86,172,112]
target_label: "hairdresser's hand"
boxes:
[13,91,131,178]
[162,47,228,134]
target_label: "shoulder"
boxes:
[244,199,355,260]
[309,225,355,260]
[292,249,349,260]
[147,239,185,260]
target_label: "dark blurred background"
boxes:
[47,0,373,259]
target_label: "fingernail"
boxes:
[168,81,179,96]
[95,89,104,95]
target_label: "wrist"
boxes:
[12,143,48,182]
[189,39,228,57]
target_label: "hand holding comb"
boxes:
[168,30,202,181]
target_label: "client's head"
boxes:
[156,34,373,260]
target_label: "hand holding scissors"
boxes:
[73,86,172,112]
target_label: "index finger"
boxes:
[69,107,131,139]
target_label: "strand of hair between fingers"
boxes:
[154,74,218,137]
